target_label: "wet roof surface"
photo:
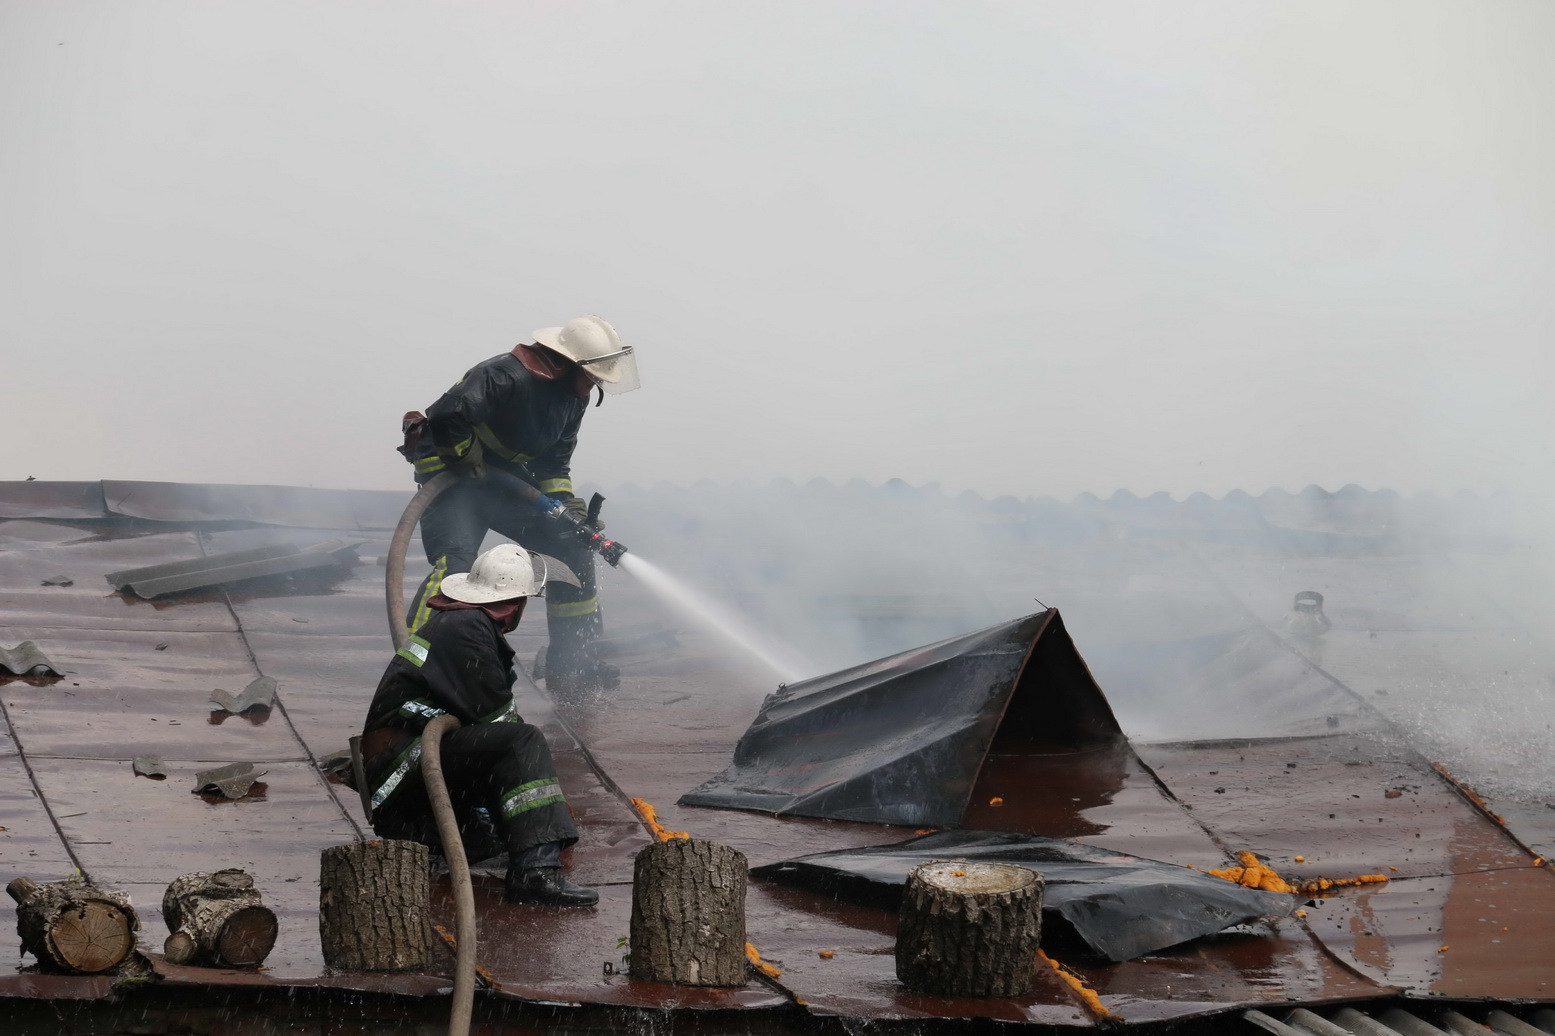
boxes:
[1,480,1552,1027]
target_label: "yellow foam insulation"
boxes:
[629,797,689,841]
[1206,850,1388,895]
[1038,950,1111,1020]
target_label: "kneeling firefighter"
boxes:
[400,314,640,692]
[361,543,598,907]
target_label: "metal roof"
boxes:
[1,479,1552,1030]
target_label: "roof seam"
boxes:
[1182,538,1550,865]
[201,528,366,842]
[0,692,89,881]
[22,754,316,763]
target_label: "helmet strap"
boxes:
[496,596,527,633]
[594,384,605,407]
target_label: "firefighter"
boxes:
[401,314,640,692]
[362,543,598,907]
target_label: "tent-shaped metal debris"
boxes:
[680,610,1122,826]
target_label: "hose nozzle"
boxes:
[598,538,628,567]
[546,492,629,566]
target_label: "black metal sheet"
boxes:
[752,829,1296,963]
[680,610,1123,826]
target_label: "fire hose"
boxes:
[385,468,629,651]
[421,713,474,1036]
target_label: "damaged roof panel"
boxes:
[0,481,108,521]
[0,628,294,760]
[105,539,363,599]
[100,480,404,530]
[30,758,358,885]
[2,478,1553,1029]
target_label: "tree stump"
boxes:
[7,876,140,974]
[895,860,1043,997]
[629,839,747,987]
[318,840,432,971]
[161,869,278,968]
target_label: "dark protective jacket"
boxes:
[362,606,524,811]
[410,345,591,496]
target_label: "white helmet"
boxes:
[531,314,641,394]
[439,544,547,603]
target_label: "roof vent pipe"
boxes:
[1284,591,1331,638]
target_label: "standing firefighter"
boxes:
[361,543,598,907]
[401,314,640,692]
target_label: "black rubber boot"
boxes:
[545,659,620,693]
[545,614,620,692]
[504,867,599,907]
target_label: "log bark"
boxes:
[895,860,1043,997]
[629,839,747,987]
[160,869,277,968]
[318,840,432,971]
[7,876,139,974]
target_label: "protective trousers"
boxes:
[408,477,602,676]
[369,722,578,861]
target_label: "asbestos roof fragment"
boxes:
[315,749,353,779]
[105,539,363,599]
[40,574,74,587]
[209,676,277,715]
[132,755,167,779]
[193,762,268,799]
[0,641,61,677]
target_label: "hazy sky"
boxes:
[4,1,1552,499]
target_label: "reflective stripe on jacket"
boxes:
[409,350,589,490]
[361,607,522,808]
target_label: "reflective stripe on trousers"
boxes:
[370,739,424,811]
[501,778,566,818]
[548,594,599,619]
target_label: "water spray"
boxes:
[386,470,802,682]
[615,553,804,683]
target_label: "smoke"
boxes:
[593,478,1555,814]
[6,0,1552,821]
[6,1,1554,501]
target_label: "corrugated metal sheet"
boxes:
[105,538,363,598]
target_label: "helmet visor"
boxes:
[577,345,640,394]
[528,551,548,597]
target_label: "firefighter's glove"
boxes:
[553,494,604,531]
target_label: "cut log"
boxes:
[629,838,747,987]
[318,840,432,971]
[7,876,139,974]
[161,869,277,968]
[895,859,1043,997]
